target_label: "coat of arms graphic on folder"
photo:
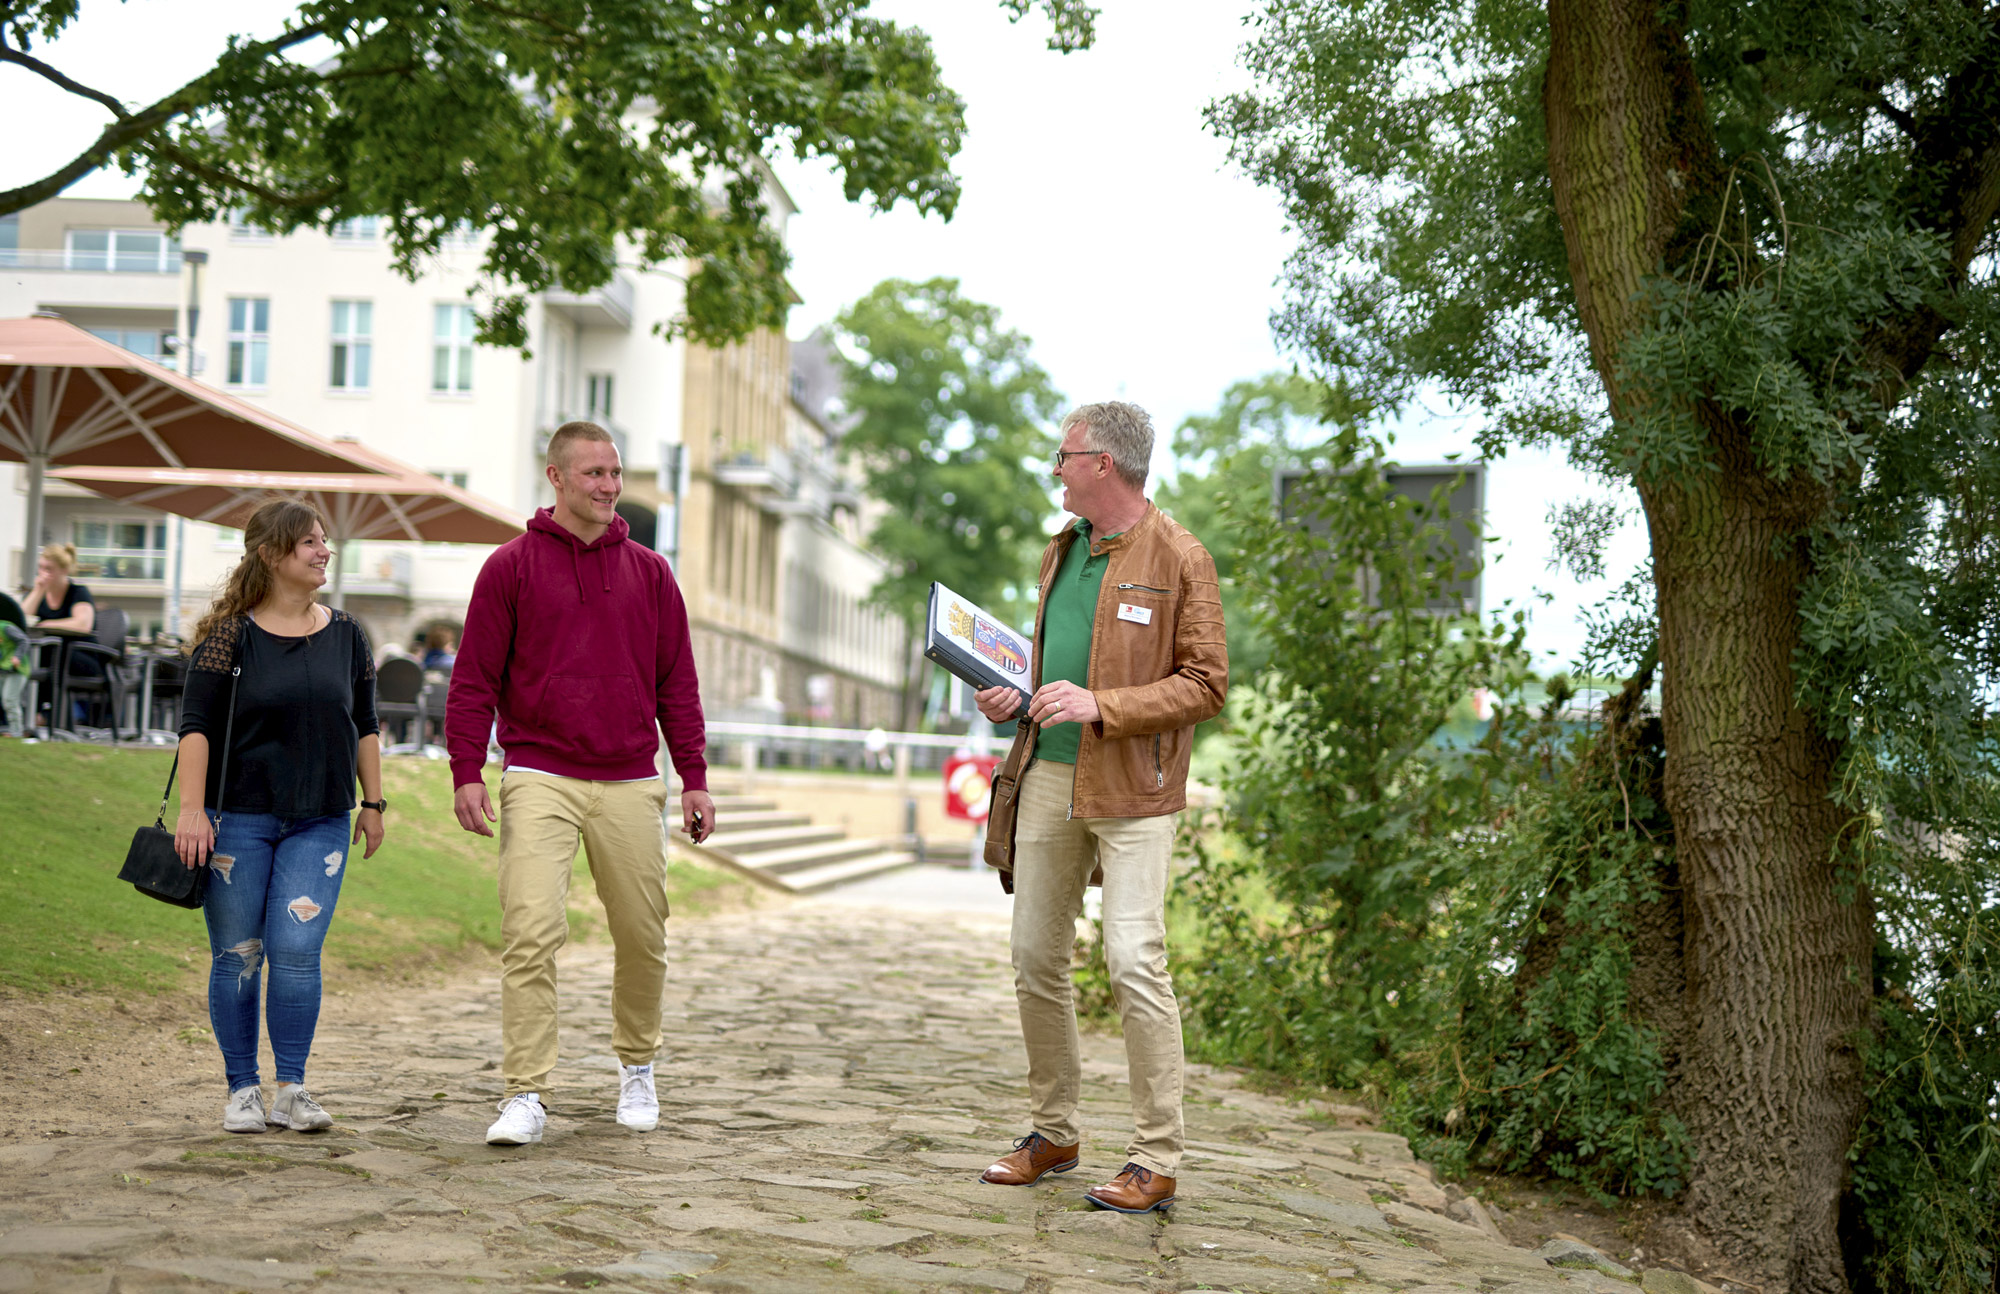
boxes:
[925,582,1034,706]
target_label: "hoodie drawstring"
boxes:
[570,544,585,603]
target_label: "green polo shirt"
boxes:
[1035,521,1114,765]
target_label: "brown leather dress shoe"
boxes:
[979,1132,1080,1185]
[1085,1162,1177,1213]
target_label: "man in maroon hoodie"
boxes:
[446,420,714,1146]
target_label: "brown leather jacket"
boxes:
[998,503,1228,819]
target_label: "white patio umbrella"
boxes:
[49,460,524,610]
[0,315,387,588]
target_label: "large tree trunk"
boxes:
[1543,0,1875,1289]
[1641,430,1873,1294]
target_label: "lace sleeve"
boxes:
[337,611,380,739]
[178,616,242,740]
[335,610,376,682]
[189,616,243,673]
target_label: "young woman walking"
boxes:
[173,499,387,1132]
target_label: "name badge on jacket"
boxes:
[1116,602,1153,625]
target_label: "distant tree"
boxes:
[831,277,1061,723]
[0,0,1097,348]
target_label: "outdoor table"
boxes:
[30,625,92,741]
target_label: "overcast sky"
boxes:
[0,0,1648,671]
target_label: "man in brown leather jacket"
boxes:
[973,401,1227,1214]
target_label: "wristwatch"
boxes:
[360,798,389,813]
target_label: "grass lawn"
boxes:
[0,742,756,997]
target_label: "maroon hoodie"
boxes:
[446,507,708,791]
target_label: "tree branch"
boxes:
[1861,32,2000,394]
[0,12,338,219]
[0,33,127,117]
[144,140,345,212]
[463,0,585,43]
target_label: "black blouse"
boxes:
[178,611,380,818]
[34,580,93,623]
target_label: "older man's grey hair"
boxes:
[1060,401,1153,489]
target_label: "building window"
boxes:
[586,373,615,423]
[0,213,16,267]
[71,518,168,581]
[429,469,469,488]
[228,210,274,241]
[432,304,474,393]
[64,228,180,272]
[227,297,270,387]
[329,300,372,390]
[85,326,172,362]
[331,216,379,243]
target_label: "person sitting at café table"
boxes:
[21,542,101,723]
[421,626,456,671]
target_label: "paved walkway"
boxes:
[0,880,1641,1293]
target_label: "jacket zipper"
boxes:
[1116,582,1171,595]
[1153,733,1162,788]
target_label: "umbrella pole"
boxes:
[330,547,347,612]
[21,451,47,590]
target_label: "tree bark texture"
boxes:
[1543,2,1875,1290]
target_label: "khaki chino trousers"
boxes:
[1010,759,1184,1176]
[496,771,672,1097]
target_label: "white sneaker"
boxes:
[223,1085,267,1134]
[617,1063,659,1131]
[486,1093,546,1145]
[269,1085,333,1131]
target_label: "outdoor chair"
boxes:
[59,605,133,741]
[376,656,426,753]
[142,653,188,737]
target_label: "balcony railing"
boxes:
[0,248,178,274]
[75,549,167,581]
[543,271,636,330]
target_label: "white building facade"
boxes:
[1,195,906,723]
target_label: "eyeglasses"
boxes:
[1052,448,1103,470]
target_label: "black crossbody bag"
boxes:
[116,642,242,909]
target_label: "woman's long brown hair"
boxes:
[186,499,327,654]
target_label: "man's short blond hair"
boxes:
[547,420,616,470]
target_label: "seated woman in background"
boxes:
[22,542,95,639]
[173,499,388,1135]
[421,626,456,671]
[22,542,101,724]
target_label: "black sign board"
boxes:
[1274,462,1485,616]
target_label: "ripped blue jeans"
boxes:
[202,812,350,1091]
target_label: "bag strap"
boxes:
[152,623,245,829]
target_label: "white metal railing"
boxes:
[74,548,167,581]
[0,248,178,273]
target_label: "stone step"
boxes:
[731,836,904,876]
[702,793,778,814]
[712,809,811,831]
[691,823,846,855]
[772,851,920,894]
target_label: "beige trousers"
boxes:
[1010,758,1183,1176]
[496,771,671,1096]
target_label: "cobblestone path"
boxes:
[1,903,1642,1293]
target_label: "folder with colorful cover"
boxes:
[924,582,1034,718]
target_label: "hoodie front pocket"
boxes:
[536,675,652,752]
